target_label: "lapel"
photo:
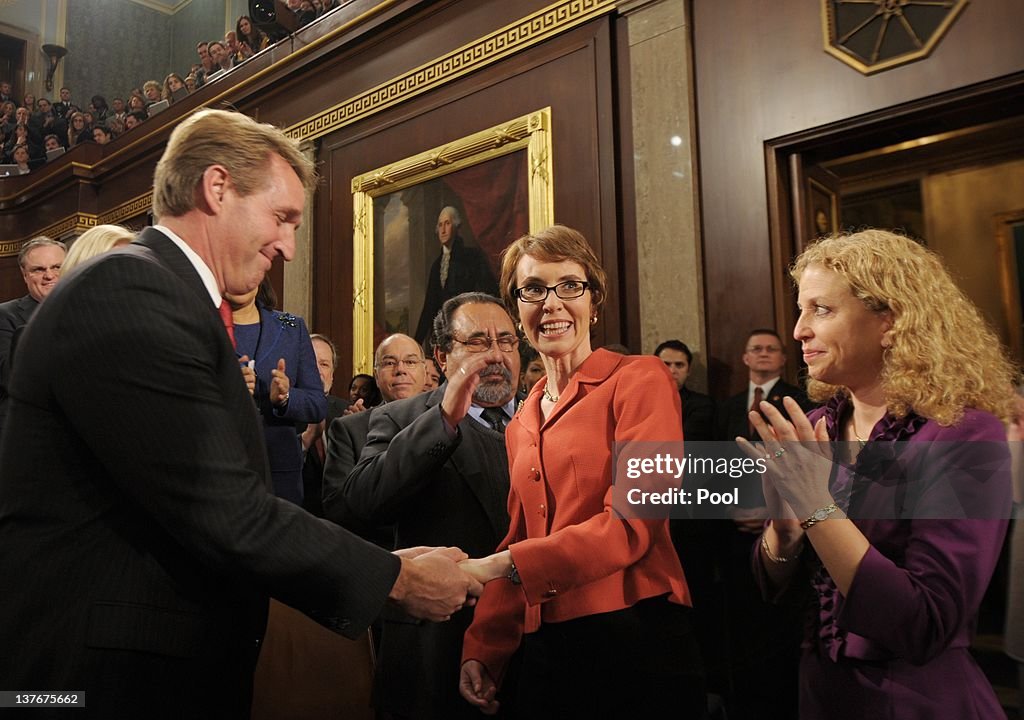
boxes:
[255,304,284,365]
[14,295,38,325]
[536,348,622,432]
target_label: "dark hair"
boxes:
[654,339,692,364]
[126,111,147,124]
[519,342,539,367]
[431,292,507,354]
[256,276,278,310]
[747,328,782,345]
[349,373,382,407]
[90,95,108,112]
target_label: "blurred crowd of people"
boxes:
[0,2,342,175]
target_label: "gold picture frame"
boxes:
[350,107,554,372]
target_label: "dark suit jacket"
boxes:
[716,377,811,442]
[301,394,349,517]
[0,294,38,441]
[0,228,400,719]
[413,235,498,343]
[340,387,511,719]
[680,385,716,441]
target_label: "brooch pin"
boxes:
[276,312,298,328]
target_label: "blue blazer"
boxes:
[238,304,327,505]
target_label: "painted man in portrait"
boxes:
[413,205,498,345]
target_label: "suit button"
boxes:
[538,503,546,517]
[529,468,540,482]
[543,588,558,598]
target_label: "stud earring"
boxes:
[591,315,598,325]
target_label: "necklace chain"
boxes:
[543,384,559,403]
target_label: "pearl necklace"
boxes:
[543,384,559,403]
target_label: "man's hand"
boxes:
[388,547,483,622]
[440,354,498,427]
[460,660,499,714]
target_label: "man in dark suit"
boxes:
[339,292,518,720]
[322,331,427,546]
[654,338,715,441]
[0,109,480,719]
[300,332,351,517]
[716,327,811,443]
[0,236,65,442]
[413,206,498,344]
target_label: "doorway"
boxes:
[765,71,1024,364]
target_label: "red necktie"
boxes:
[218,301,236,350]
[748,386,764,437]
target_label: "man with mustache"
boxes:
[341,292,519,719]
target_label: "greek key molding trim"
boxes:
[286,0,617,143]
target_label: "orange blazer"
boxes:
[462,349,691,683]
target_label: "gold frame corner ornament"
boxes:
[350,107,555,373]
[821,0,969,76]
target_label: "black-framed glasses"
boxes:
[514,280,589,303]
[452,334,520,353]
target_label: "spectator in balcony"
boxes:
[195,41,215,86]
[92,125,113,146]
[142,81,162,109]
[124,111,146,131]
[43,134,62,155]
[184,74,198,93]
[237,15,270,58]
[111,97,127,124]
[207,41,233,79]
[224,31,243,66]
[0,80,12,103]
[1,100,15,131]
[66,112,89,147]
[10,144,31,175]
[89,96,110,124]
[127,95,146,116]
[22,94,36,112]
[5,123,40,161]
[53,86,72,119]
[30,98,56,135]
[162,73,187,103]
[107,117,125,138]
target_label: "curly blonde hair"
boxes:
[791,229,1017,425]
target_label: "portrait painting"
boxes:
[351,108,554,371]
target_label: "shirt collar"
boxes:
[153,224,221,308]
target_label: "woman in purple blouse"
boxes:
[742,229,1015,719]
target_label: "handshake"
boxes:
[387,547,512,623]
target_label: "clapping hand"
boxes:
[736,396,835,522]
[269,358,290,407]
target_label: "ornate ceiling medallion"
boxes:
[822,0,969,75]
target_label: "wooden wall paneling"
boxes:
[693,0,1024,396]
[612,16,640,353]
[314,17,618,388]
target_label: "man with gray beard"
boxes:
[341,292,519,719]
